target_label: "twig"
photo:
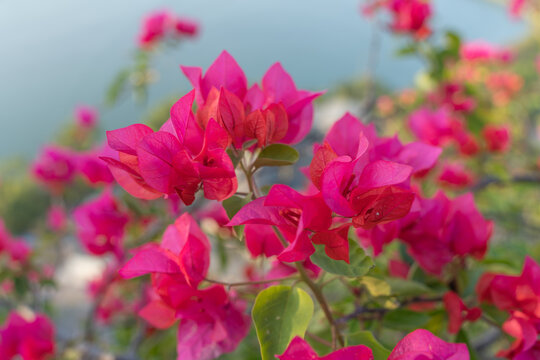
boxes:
[306,331,332,348]
[337,296,443,324]
[204,275,299,289]
[472,174,540,192]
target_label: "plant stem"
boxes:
[204,275,299,289]
[294,262,345,349]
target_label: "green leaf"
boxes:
[382,308,430,331]
[385,278,435,297]
[310,239,374,278]
[252,285,314,360]
[361,276,391,297]
[254,144,299,168]
[396,43,417,57]
[222,195,252,219]
[348,331,391,360]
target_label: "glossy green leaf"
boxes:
[254,144,299,168]
[348,331,391,360]
[310,240,374,278]
[252,285,314,360]
[382,308,430,331]
[222,194,252,219]
[385,278,435,297]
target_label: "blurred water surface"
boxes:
[0,0,526,159]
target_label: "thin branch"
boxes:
[472,174,540,192]
[204,275,299,289]
[306,331,333,348]
[337,296,443,324]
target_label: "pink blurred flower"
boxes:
[46,205,66,231]
[437,162,474,189]
[138,10,199,48]
[73,189,129,258]
[31,145,77,193]
[460,40,513,64]
[74,105,98,128]
[483,125,511,153]
[0,311,55,360]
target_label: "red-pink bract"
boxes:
[388,329,469,360]
[477,256,540,320]
[437,162,474,189]
[400,192,492,275]
[0,311,55,360]
[228,186,334,262]
[483,125,511,153]
[443,291,481,334]
[76,144,114,185]
[278,336,373,360]
[181,51,322,145]
[73,189,129,258]
[120,213,210,287]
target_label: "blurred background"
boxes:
[0,0,526,159]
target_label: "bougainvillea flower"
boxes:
[73,189,129,258]
[101,123,162,200]
[388,329,469,359]
[31,145,77,192]
[356,221,401,256]
[229,185,334,262]
[103,92,237,205]
[173,17,199,36]
[278,336,373,360]
[77,144,115,185]
[181,51,248,106]
[460,41,513,64]
[120,213,210,287]
[443,291,482,334]
[497,312,540,359]
[408,108,461,147]
[318,156,414,225]
[389,0,432,39]
[138,10,170,47]
[486,71,523,106]
[182,51,322,145]
[74,105,98,128]
[437,162,474,189]
[46,205,66,231]
[388,254,411,279]
[244,224,285,258]
[88,264,129,324]
[260,62,323,144]
[0,219,31,264]
[428,83,476,113]
[135,272,250,360]
[363,0,431,39]
[137,10,199,48]
[399,192,492,275]
[483,125,511,153]
[476,256,540,320]
[0,310,55,360]
[509,0,526,18]
[322,113,440,176]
